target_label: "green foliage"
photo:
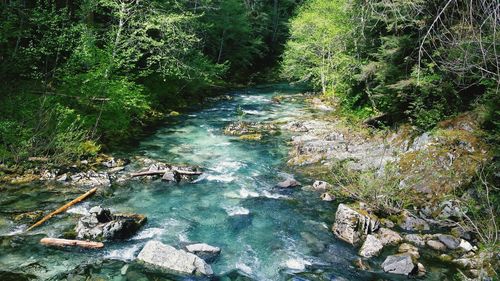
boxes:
[0,0,302,164]
[282,0,499,129]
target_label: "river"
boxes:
[0,85,452,280]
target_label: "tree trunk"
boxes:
[217,30,225,64]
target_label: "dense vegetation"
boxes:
[282,0,499,265]
[282,0,499,132]
[0,0,302,164]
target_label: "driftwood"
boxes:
[40,237,104,249]
[26,187,98,232]
[130,169,203,177]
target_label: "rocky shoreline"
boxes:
[279,97,496,279]
[0,92,496,280]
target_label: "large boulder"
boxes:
[185,243,221,262]
[75,206,146,241]
[381,254,415,275]
[332,204,379,245]
[359,234,383,258]
[137,241,213,276]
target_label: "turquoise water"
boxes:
[0,85,453,280]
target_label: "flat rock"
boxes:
[437,234,461,250]
[427,240,447,251]
[276,178,301,188]
[185,243,221,262]
[377,228,402,246]
[332,203,379,245]
[359,234,383,258]
[404,234,426,247]
[381,254,415,275]
[137,241,213,276]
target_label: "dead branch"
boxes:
[40,237,104,249]
[26,187,98,231]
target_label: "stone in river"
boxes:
[359,234,383,258]
[185,243,221,262]
[137,240,213,276]
[332,203,379,245]
[276,178,301,188]
[381,254,415,275]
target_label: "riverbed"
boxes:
[0,85,453,280]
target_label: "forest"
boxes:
[0,0,498,280]
[0,0,498,164]
[0,0,302,163]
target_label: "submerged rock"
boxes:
[276,178,301,188]
[137,240,213,276]
[332,204,379,245]
[398,243,420,260]
[185,243,221,262]
[381,254,415,275]
[75,206,146,241]
[224,121,278,136]
[359,234,383,258]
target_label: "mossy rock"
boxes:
[10,173,40,184]
[239,134,262,141]
[13,210,44,223]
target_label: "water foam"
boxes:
[224,206,250,216]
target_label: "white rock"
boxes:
[332,204,379,245]
[359,234,383,258]
[312,180,331,191]
[459,239,473,252]
[185,243,221,262]
[137,241,213,276]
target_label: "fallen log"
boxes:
[40,237,104,249]
[130,169,202,177]
[26,187,98,232]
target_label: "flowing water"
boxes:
[0,85,454,280]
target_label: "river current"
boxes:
[0,85,452,280]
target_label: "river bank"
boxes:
[0,85,497,280]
